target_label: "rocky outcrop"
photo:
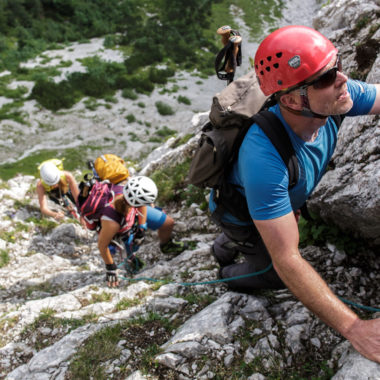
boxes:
[309,0,380,245]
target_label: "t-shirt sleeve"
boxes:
[237,126,293,220]
[346,80,376,116]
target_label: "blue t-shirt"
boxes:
[209,80,376,224]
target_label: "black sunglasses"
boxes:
[304,56,342,89]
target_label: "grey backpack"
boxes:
[209,70,268,129]
[188,71,280,190]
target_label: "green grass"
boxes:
[115,297,141,311]
[156,126,176,138]
[25,217,58,234]
[0,249,10,268]
[67,312,171,379]
[0,146,102,180]
[90,292,113,304]
[20,308,86,351]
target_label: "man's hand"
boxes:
[345,318,380,363]
[105,263,119,287]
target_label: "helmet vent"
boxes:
[265,67,270,72]
[260,60,264,65]
[267,56,272,61]
[260,71,264,75]
[273,63,279,69]
[276,52,282,58]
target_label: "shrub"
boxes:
[155,101,174,116]
[132,72,154,94]
[122,88,138,100]
[126,114,136,123]
[177,95,191,105]
[30,79,77,111]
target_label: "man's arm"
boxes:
[254,212,380,363]
[368,84,380,114]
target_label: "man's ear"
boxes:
[279,91,302,111]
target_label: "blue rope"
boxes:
[338,297,380,313]
[118,261,380,312]
[119,262,274,286]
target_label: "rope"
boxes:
[117,262,380,312]
[119,262,273,285]
[338,297,380,313]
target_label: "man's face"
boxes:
[306,54,353,116]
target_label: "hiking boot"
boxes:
[160,239,188,254]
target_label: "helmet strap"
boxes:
[299,87,328,119]
[278,87,328,119]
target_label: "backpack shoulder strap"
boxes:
[212,110,299,225]
[331,114,345,130]
[252,110,299,189]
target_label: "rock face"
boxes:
[309,0,380,245]
[0,0,380,379]
[1,173,379,377]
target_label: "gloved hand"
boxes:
[105,263,119,287]
[133,228,145,246]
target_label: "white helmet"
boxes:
[123,176,158,207]
[40,162,61,186]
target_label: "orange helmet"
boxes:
[255,25,337,95]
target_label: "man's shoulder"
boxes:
[347,79,377,115]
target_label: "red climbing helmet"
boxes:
[254,25,337,95]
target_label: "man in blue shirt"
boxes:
[210,25,380,363]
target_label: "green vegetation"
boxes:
[298,216,369,255]
[182,293,216,307]
[0,249,10,268]
[155,101,175,116]
[67,312,171,379]
[156,126,176,138]
[0,0,222,110]
[25,281,57,298]
[177,95,191,105]
[121,88,138,100]
[115,297,141,311]
[126,113,136,123]
[20,307,86,351]
[0,146,102,180]
[354,15,371,32]
[171,133,194,149]
[208,0,285,42]
[90,292,112,304]
[25,217,58,235]
[0,315,19,346]
[151,158,208,208]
